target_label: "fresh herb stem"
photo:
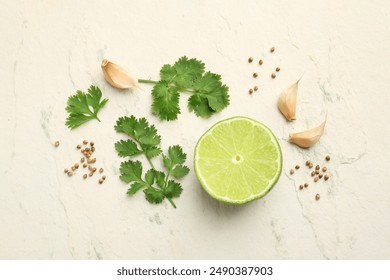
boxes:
[138,79,159,85]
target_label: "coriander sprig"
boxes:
[115,115,189,208]
[65,85,108,129]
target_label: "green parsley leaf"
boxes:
[119,160,143,183]
[164,180,183,198]
[147,56,229,120]
[144,187,165,204]
[65,85,108,129]
[115,115,190,208]
[115,139,141,157]
[151,81,180,121]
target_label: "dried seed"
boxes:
[83,163,87,168]
[83,174,87,179]
[299,185,303,190]
[253,72,258,78]
[90,141,94,146]
[304,182,309,188]
[311,171,315,177]
[71,166,76,171]
[315,170,320,175]
[90,158,96,164]
[319,173,323,179]
[67,171,73,177]
[54,141,60,147]
[295,164,300,170]
[322,166,327,172]
[64,168,68,173]
[314,177,319,182]
[315,194,320,200]
[81,158,85,163]
[258,59,263,65]
[270,47,275,53]
[248,57,253,63]
[249,88,254,94]
[91,147,95,152]
[102,175,106,180]
[254,86,258,91]
[276,67,280,72]
[85,147,90,152]
[89,172,94,177]
[74,163,79,169]
[290,169,294,175]
[77,144,82,149]
[325,155,331,161]
[309,163,313,169]
[83,140,88,145]
[305,160,310,166]
[324,174,330,181]
[98,178,104,184]
[81,149,85,153]
[315,165,320,170]
[88,166,94,171]
[271,73,276,79]
[99,168,104,173]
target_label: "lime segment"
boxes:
[194,116,282,204]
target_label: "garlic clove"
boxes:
[289,119,326,148]
[101,59,139,89]
[277,80,299,121]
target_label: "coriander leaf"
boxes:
[154,171,166,189]
[188,94,215,118]
[193,72,230,112]
[65,85,108,129]
[160,64,176,82]
[115,116,137,136]
[170,56,205,88]
[168,145,187,165]
[144,146,162,159]
[144,187,164,204]
[115,139,141,157]
[145,169,155,186]
[127,182,145,195]
[164,180,183,198]
[119,160,143,183]
[171,165,190,179]
[151,81,180,120]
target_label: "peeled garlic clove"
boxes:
[289,119,326,148]
[101,59,139,89]
[278,80,299,121]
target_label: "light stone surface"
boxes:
[1,0,389,259]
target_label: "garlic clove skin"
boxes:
[277,80,299,121]
[289,119,326,148]
[101,59,139,89]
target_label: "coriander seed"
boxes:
[326,155,331,161]
[99,168,104,173]
[299,185,303,190]
[304,182,309,188]
[254,86,258,91]
[248,57,253,63]
[83,174,87,179]
[315,165,320,170]
[71,166,76,171]
[77,144,82,149]
[314,177,319,182]
[54,141,60,147]
[315,194,320,200]
[249,88,254,94]
[90,141,94,146]
[99,178,103,184]
[67,171,73,177]
[270,47,275,53]
[322,166,327,172]
[83,140,88,145]
[83,163,87,168]
[258,59,263,65]
[311,171,315,177]
[91,147,95,152]
[309,163,313,169]
[81,158,85,163]
[89,172,94,177]
[276,67,280,72]
[253,73,258,78]
[290,169,294,175]
[74,163,79,169]
[306,160,310,166]
[271,73,276,79]
[319,173,323,179]
[64,168,68,173]
[324,174,330,181]
[102,175,106,180]
[315,170,319,175]
[295,164,300,170]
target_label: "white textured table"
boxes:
[1,1,389,259]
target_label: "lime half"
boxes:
[194,116,282,204]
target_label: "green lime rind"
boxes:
[194,116,282,204]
